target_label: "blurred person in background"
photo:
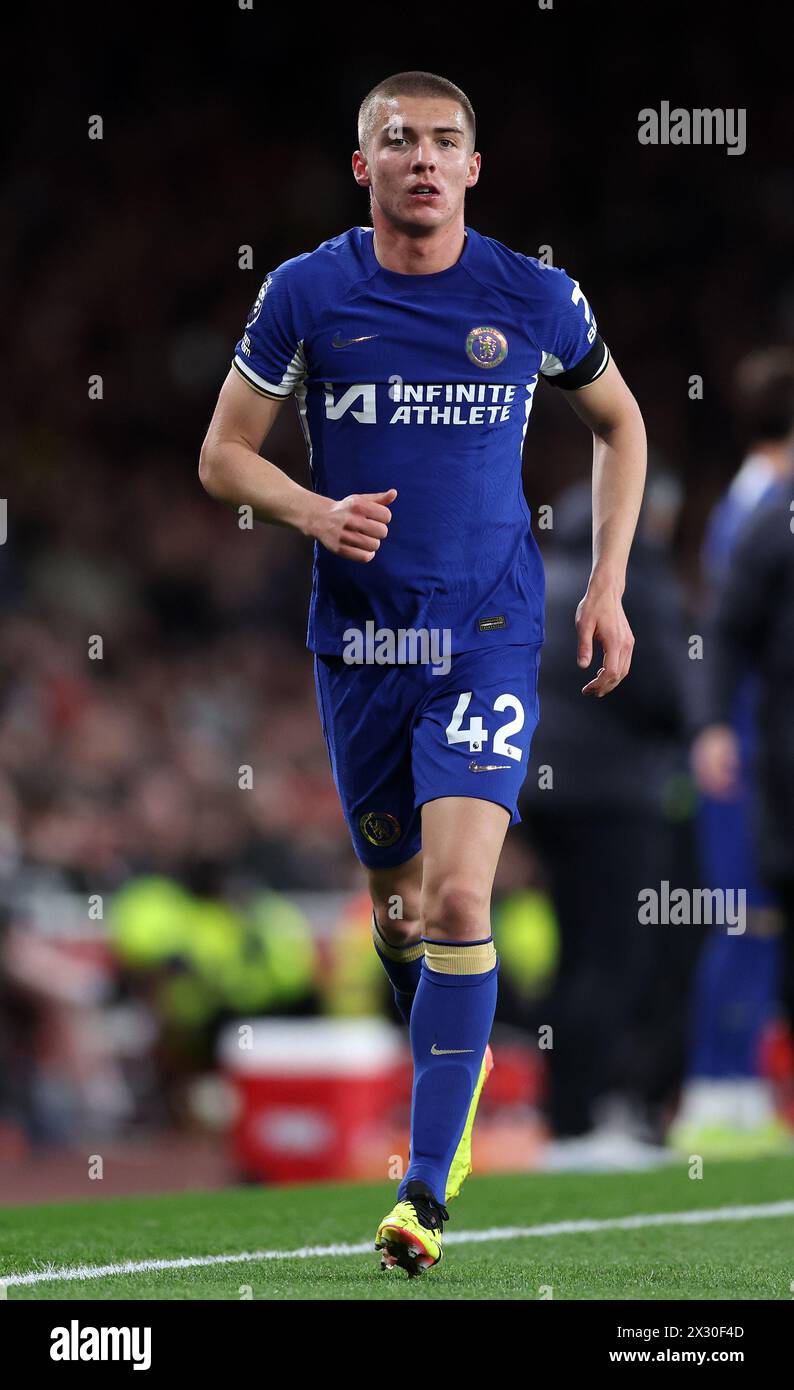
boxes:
[674,350,794,1156]
[521,472,705,1166]
[700,480,794,1137]
[109,870,319,1123]
[0,902,134,1148]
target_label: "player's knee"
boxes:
[422,879,489,940]
[368,875,421,943]
[372,907,421,947]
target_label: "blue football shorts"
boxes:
[313,642,542,869]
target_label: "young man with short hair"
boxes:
[201,70,646,1276]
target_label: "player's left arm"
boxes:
[563,357,647,696]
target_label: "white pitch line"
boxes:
[3,1199,794,1289]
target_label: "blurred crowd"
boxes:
[3,26,794,1168]
[1,462,354,900]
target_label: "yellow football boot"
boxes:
[375,1184,449,1277]
[445,1043,494,1202]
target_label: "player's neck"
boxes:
[371,219,467,276]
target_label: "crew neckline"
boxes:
[362,226,471,283]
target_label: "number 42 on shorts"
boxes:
[445,692,525,758]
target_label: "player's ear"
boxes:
[352,151,371,188]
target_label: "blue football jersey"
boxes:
[232,225,609,655]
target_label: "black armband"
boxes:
[543,335,610,390]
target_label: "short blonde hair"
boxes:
[358,70,476,155]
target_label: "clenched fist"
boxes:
[310,488,397,563]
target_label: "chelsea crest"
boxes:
[466,326,508,368]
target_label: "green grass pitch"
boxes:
[2,1157,793,1300]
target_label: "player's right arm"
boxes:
[199,367,395,563]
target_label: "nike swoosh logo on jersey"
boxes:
[332,332,379,348]
[431,1043,475,1055]
[468,762,512,772]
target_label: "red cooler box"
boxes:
[219,1017,407,1183]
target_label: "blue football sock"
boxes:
[398,937,498,1205]
[371,910,424,1025]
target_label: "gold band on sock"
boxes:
[423,938,497,975]
[371,911,425,963]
